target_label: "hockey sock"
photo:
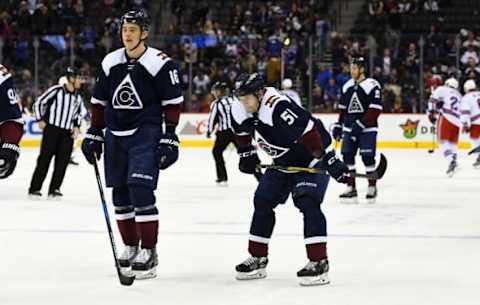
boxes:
[248,240,268,257]
[117,217,139,246]
[136,220,158,249]
[306,243,327,261]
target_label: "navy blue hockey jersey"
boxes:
[91,47,183,135]
[0,72,22,124]
[231,87,331,167]
[339,78,383,128]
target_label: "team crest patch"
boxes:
[348,92,364,113]
[112,74,143,109]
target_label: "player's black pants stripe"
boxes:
[212,130,237,181]
[29,125,73,194]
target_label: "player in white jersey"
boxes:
[460,79,480,167]
[427,78,462,176]
[281,78,302,107]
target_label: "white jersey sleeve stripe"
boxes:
[162,96,184,106]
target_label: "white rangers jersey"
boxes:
[460,91,480,126]
[429,86,462,127]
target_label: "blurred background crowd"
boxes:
[1,0,479,114]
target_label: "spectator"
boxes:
[461,46,479,65]
[323,77,340,111]
[316,64,332,90]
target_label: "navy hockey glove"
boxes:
[313,151,349,183]
[156,133,179,170]
[81,127,104,164]
[331,123,343,141]
[0,142,20,179]
[238,145,260,174]
[350,120,365,141]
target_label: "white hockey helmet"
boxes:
[282,78,293,89]
[444,77,459,89]
[464,79,476,92]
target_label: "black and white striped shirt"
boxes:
[207,96,234,134]
[33,85,84,130]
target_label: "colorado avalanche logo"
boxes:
[112,74,143,109]
[254,132,289,158]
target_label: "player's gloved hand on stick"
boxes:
[156,133,179,170]
[462,123,471,133]
[81,127,104,164]
[206,131,211,138]
[238,145,260,174]
[0,142,20,179]
[331,123,343,141]
[428,112,437,124]
[350,120,365,141]
[313,150,349,183]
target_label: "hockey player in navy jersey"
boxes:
[332,57,383,204]
[0,64,23,179]
[81,9,183,279]
[232,73,349,286]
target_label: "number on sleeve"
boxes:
[169,70,180,85]
[7,88,17,105]
[280,108,298,125]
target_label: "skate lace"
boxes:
[242,256,258,266]
[303,261,317,270]
[120,246,137,260]
[135,249,150,263]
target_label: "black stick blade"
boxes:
[468,145,480,155]
[375,153,388,179]
[118,270,135,286]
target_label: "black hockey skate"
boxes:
[366,186,377,204]
[48,189,63,200]
[339,186,358,204]
[132,248,158,279]
[446,156,459,177]
[235,256,268,280]
[28,190,42,200]
[297,259,330,286]
[215,179,228,187]
[473,154,480,169]
[118,245,139,268]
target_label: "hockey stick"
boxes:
[257,153,388,180]
[428,124,436,153]
[468,145,480,155]
[92,156,135,286]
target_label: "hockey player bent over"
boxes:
[0,64,23,179]
[460,80,480,168]
[427,77,462,176]
[232,73,348,286]
[81,9,183,279]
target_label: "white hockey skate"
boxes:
[132,248,158,279]
[297,259,330,286]
[446,156,459,177]
[366,186,377,204]
[235,256,268,280]
[339,186,358,204]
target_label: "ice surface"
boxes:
[1,148,479,305]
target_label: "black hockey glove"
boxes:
[156,133,179,170]
[350,120,365,141]
[428,111,437,124]
[314,151,349,183]
[0,142,20,179]
[331,123,343,141]
[81,127,104,164]
[238,145,260,174]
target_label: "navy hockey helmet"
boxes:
[351,56,367,70]
[121,9,150,32]
[234,73,265,97]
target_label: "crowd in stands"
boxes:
[0,0,478,115]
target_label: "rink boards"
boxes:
[19,113,473,149]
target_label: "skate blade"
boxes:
[216,182,228,187]
[133,268,157,280]
[366,197,376,204]
[298,274,330,286]
[235,268,267,280]
[473,163,480,169]
[340,197,358,204]
[120,266,135,277]
[28,195,42,201]
[447,167,460,177]
[47,196,62,201]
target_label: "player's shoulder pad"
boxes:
[342,78,355,93]
[101,48,127,76]
[231,96,253,125]
[139,47,175,77]
[359,78,381,94]
[258,87,292,126]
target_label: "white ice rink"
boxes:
[1,148,479,305]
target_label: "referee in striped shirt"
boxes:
[28,67,85,199]
[207,82,237,186]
